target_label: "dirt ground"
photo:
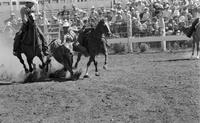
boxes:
[0,52,199,123]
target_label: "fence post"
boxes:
[160,17,167,51]
[161,29,166,51]
[127,14,133,53]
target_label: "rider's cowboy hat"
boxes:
[63,21,70,27]
[23,0,38,4]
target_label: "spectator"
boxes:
[4,13,18,26]
[141,7,151,23]
[89,6,98,20]
[163,3,172,22]
[112,11,124,35]
[71,4,84,18]
[136,0,145,13]
[157,11,166,36]
[71,13,83,29]
[105,10,113,22]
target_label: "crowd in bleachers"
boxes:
[3,0,200,38]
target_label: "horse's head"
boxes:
[27,11,36,25]
[96,19,112,36]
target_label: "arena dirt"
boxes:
[0,48,199,122]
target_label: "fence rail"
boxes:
[107,35,191,52]
[13,21,190,52]
[108,35,191,44]
[43,23,191,52]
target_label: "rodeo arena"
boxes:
[0,0,200,122]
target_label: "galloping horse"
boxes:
[74,19,111,77]
[14,13,46,73]
[179,22,200,59]
[46,39,81,80]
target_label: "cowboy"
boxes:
[4,13,17,25]
[62,21,88,56]
[88,6,98,26]
[13,0,49,56]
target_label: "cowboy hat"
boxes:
[63,21,70,27]
[21,0,38,4]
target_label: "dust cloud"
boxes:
[0,33,66,82]
[0,33,26,82]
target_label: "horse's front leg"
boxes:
[27,58,33,72]
[92,56,99,76]
[103,50,108,70]
[84,56,93,78]
[192,39,195,58]
[74,53,82,69]
[16,54,29,73]
[44,56,52,72]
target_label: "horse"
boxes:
[45,39,81,80]
[179,22,200,59]
[14,13,46,73]
[74,19,111,78]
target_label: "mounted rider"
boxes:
[13,0,49,56]
[62,21,88,56]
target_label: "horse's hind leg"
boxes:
[74,53,82,69]
[84,57,93,78]
[16,54,28,73]
[197,41,199,59]
[37,53,46,70]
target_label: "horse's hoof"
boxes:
[103,65,107,70]
[84,75,90,78]
[95,72,100,76]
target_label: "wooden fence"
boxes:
[44,24,192,52]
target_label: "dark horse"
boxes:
[74,19,111,78]
[179,22,200,59]
[14,13,46,73]
[45,39,81,80]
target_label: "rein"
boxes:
[48,39,57,47]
